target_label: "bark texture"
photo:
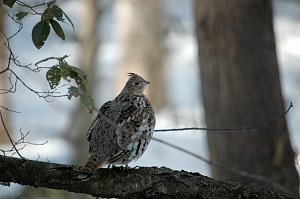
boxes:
[194,0,299,194]
[0,155,297,199]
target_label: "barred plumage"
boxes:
[82,73,156,173]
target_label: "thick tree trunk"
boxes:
[0,155,297,199]
[115,0,166,109]
[194,0,299,194]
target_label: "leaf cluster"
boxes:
[32,3,74,49]
[46,60,96,113]
[46,60,96,112]
[3,0,96,113]
[4,0,74,49]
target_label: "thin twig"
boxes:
[154,102,293,132]
[16,129,48,146]
[1,14,67,100]
[8,69,67,99]
[35,55,70,66]
[152,137,295,196]
[0,110,24,159]
[0,72,17,94]
[0,129,48,156]
[0,105,21,113]
[15,0,48,15]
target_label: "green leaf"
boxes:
[80,94,96,113]
[68,86,95,113]
[61,10,74,31]
[57,61,93,112]
[46,66,61,89]
[67,86,80,100]
[42,5,74,31]
[15,11,29,21]
[3,0,16,8]
[42,7,55,21]
[70,66,87,87]
[32,21,51,49]
[57,61,94,112]
[42,5,64,22]
[50,19,65,40]
[59,61,71,82]
[52,5,64,21]
[59,61,87,88]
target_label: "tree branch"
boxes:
[152,137,295,196]
[154,102,293,132]
[0,110,24,159]
[0,155,297,199]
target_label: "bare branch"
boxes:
[0,128,48,156]
[15,0,48,15]
[4,15,23,40]
[0,13,68,100]
[154,102,293,133]
[15,129,48,146]
[152,137,295,196]
[0,110,23,159]
[35,55,70,67]
[0,72,17,94]
[0,105,21,113]
[8,69,67,99]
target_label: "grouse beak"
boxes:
[144,80,150,85]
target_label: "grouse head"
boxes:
[122,73,150,95]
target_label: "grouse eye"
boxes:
[134,82,140,85]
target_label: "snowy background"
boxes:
[1,0,300,198]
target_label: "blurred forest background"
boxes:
[0,0,300,198]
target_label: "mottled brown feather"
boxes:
[82,73,155,173]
